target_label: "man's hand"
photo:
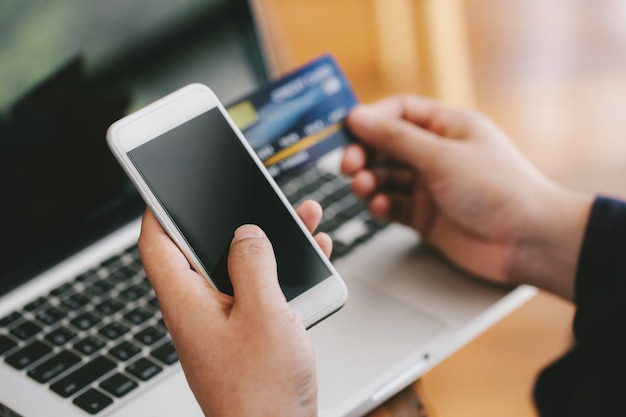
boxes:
[343,94,592,300]
[139,200,329,417]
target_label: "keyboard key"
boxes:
[35,306,66,325]
[120,285,149,301]
[126,357,162,381]
[123,307,152,325]
[337,199,368,220]
[0,334,18,356]
[95,299,124,315]
[109,266,137,281]
[139,274,151,286]
[137,279,153,292]
[50,356,116,398]
[5,340,52,370]
[45,327,77,346]
[0,311,23,327]
[74,336,106,356]
[100,373,138,398]
[151,341,178,365]
[50,282,74,296]
[99,322,129,340]
[61,293,90,310]
[24,297,47,311]
[75,269,99,282]
[330,242,351,260]
[109,341,141,362]
[73,389,113,415]
[86,281,114,296]
[135,268,148,280]
[125,244,140,258]
[71,312,101,331]
[125,261,145,275]
[146,296,160,310]
[27,350,81,383]
[101,254,125,269]
[10,320,42,341]
[134,327,165,346]
[331,218,370,246]
[318,184,353,208]
[318,216,342,234]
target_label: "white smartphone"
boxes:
[107,83,347,328]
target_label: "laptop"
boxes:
[0,1,535,416]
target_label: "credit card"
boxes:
[226,54,358,181]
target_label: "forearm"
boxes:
[510,183,594,301]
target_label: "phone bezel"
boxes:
[107,83,347,328]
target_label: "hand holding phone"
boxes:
[107,83,348,328]
[139,213,320,417]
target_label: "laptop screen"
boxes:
[0,0,269,296]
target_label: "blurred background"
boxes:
[3,1,626,416]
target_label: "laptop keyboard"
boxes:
[279,167,388,260]
[0,247,175,415]
[0,167,387,415]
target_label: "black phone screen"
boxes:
[127,107,332,300]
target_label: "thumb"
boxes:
[227,224,285,307]
[347,103,443,170]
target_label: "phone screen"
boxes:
[127,107,332,300]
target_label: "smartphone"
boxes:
[107,83,347,328]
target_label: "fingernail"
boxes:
[233,224,265,242]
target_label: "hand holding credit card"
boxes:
[226,54,359,181]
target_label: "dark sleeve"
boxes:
[534,196,626,417]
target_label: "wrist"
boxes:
[510,183,593,300]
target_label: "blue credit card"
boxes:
[226,54,358,181]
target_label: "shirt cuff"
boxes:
[573,195,626,338]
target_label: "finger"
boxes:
[370,165,414,193]
[351,170,377,198]
[138,209,224,323]
[228,225,285,309]
[295,200,323,233]
[358,94,471,139]
[368,193,413,224]
[351,165,414,198]
[295,200,332,257]
[348,103,444,170]
[314,232,333,258]
[342,142,398,175]
[139,208,196,291]
[341,144,368,176]
[367,193,392,219]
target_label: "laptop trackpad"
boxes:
[309,280,446,410]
